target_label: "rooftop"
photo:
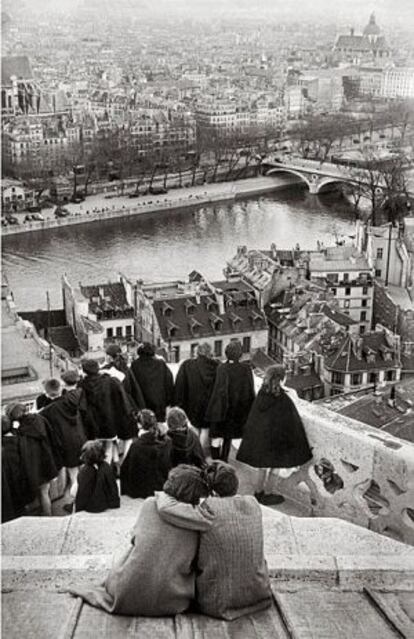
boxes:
[324,332,400,373]
[319,378,414,443]
[1,299,54,404]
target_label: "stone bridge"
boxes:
[262,156,368,195]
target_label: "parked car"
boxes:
[24,214,34,222]
[2,219,8,227]
[27,204,42,213]
[149,186,168,195]
[55,208,70,218]
[6,215,19,225]
[32,213,44,221]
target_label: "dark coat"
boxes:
[168,427,205,468]
[101,364,146,412]
[69,494,214,616]
[131,355,174,422]
[17,414,58,501]
[79,373,135,440]
[120,432,172,499]
[236,388,313,468]
[205,361,255,439]
[75,462,120,513]
[40,389,86,468]
[2,435,28,522]
[36,394,53,410]
[174,356,219,429]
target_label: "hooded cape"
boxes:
[120,432,172,498]
[2,435,28,522]
[40,389,86,468]
[79,373,135,440]
[205,361,255,439]
[131,356,174,422]
[174,356,219,429]
[75,462,120,513]
[236,388,312,468]
[17,414,58,501]
[168,427,205,468]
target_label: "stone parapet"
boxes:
[233,399,414,546]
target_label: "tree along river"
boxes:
[2,186,356,311]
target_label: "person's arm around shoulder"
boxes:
[155,492,215,531]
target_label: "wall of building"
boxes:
[168,328,268,362]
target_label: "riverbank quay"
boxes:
[1,175,300,238]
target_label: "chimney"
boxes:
[271,243,277,259]
[195,285,201,305]
[352,336,363,359]
[98,286,105,299]
[215,291,225,315]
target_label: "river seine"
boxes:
[2,187,356,310]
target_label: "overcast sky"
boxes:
[7,0,414,28]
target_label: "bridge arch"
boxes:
[264,166,312,190]
[315,176,348,194]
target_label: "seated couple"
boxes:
[69,463,272,620]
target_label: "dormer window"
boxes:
[185,299,196,315]
[162,301,174,317]
[205,296,218,313]
[229,312,242,327]
[209,313,223,332]
[189,317,202,335]
[167,320,179,338]
[250,311,263,326]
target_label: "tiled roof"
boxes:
[324,333,400,372]
[80,282,133,315]
[1,55,33,85]
[322,304,357,327]
[335,35,372,51]
[153,290,267,342]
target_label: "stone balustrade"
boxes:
[234,398,414,546]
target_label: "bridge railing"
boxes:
[234,398,414,546]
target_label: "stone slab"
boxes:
[60,516,136,555]
[1,517,71,556]
[337,554,414,590]
[268,555,338,586]
[1,591,75,639]
[272,587,399,639]
[290,517,414,557]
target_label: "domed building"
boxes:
[334,13,390,64]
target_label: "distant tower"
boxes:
[363,12,381,44]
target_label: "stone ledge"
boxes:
[3,553,414,592]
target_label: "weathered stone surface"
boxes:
[1,517,70,556]
[60,516,136,555]
[337,554,414,590]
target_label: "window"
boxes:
[126,325,132,337]
[331,288,337,296]
[351,373,362,386]
[369,372,377,384]
[375,269,382,277]
[214,340,222,357]
[242,336,251,353]
[376,248,383,259]
[345,287,351,296]
[327,273,339,283]
[343,273,349,282]
[386,370,395,382]
[362,286,368,296]
[362,299,367,308]
[344,300,350,309]
[359,325,365,335]
[107,328,113,338]
[360,311,367,321]
[332,371,343,385]
[116,327,123,337]
[190,343,199,358]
